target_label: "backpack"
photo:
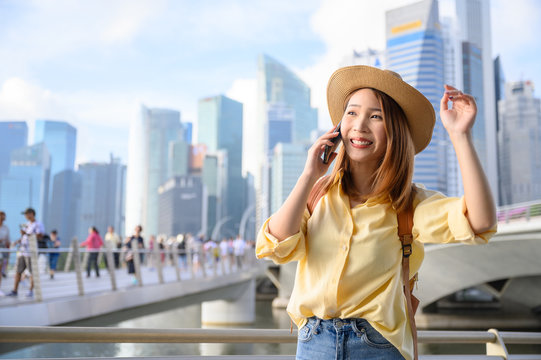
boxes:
[38,234,50,249]
[307,176,420,360]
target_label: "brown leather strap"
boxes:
[398,207,418,360]
[307,176,329,215]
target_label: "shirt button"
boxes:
[342,245,347,251]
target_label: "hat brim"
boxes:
[326,65,435,154]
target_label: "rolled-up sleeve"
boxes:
[255,209,310,264]
[412,187,497,245]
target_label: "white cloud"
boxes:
[99,0,166,44]
[0,0,166,80]
[0,77,145,164]
[298,0,419,129]
[491,0,541,85]
[300,0,541,126]
[0,77,66,119]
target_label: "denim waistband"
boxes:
[307,316,372,330]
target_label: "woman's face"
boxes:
[340,88,387,168]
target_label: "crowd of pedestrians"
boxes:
[0,206,255,298]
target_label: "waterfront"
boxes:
[1,298,540,358]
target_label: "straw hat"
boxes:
[326,65,435,154]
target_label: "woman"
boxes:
[80,227,103,278]
[48,229,61,279]
[124,225,144,285]
[255,66,497,360]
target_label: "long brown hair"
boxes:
[318,88,416,212]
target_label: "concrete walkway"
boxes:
[0,260,264,326]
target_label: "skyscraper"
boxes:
[158,175,205,236]
[183,122,193,144]
[168,140,190,178]
[267,103,294,153]
[198,95,244,236]
[255,54,318,228]
[48,170,81,246]
[34,120,77,228]
[271,143,308,214]
[76,156,126,241]
[201,151,228,238]
[0,121,28,178]
[34,120,77,177]
[386,0,446,193]
[498,81,541,205]
[494,56,506,204]
[257,54,318,150]
[445,0,498,201]
[126,106,183,237]
[0,143,50,235]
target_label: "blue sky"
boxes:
[1,0,540,175]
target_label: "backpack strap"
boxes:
[397,204,419,360]
[307,176,330,215]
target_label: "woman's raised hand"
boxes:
[440,84,477,137]
[302,125,340,180]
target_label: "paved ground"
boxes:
[0,255,252,307]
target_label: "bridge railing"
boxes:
[0,326,540,359]
[497,199,541,223]
[0,235,256,302]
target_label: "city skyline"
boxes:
[0,0,540,177]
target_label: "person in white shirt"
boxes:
[233,234,246,269]
[105,226,121,268]
[7,208,45,298]
[0,211,10,296]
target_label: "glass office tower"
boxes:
[0,143,51,235]
[255,54,318,228]
[76,157,126,242]
[198,95,243,237]
[386,0,446,193]
[126,106,183,237]
[498,81,541,205]
[0,121,28,177]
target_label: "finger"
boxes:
[449,93,471,105]
[321,131,340,138]
[440,91,449,111]
[444,84,457,91]
[319,132,340,142]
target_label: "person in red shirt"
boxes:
[80,227,103,278]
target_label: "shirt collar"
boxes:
[330,169,390,208]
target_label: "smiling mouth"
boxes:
[351,139,373,146]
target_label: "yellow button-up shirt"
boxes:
[256,172,496,360]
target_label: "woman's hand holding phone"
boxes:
[323,121,341,164]
[302,123,341,181]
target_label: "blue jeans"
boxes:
[296,317,405,360]
[49,253,59,270]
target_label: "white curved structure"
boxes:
[417,220,541,309]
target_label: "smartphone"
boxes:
[323,121,342,164]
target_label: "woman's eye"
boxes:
[347,111,356,116]
[371,114,383,120]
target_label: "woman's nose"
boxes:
[352,115,370,132]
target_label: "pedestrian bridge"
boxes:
[0,241,264,326]
[417,200,541,312]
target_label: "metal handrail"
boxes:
[497,199,541,223]
[1,326,540,359]
[4,326,539,344]
[0,235,257,303]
